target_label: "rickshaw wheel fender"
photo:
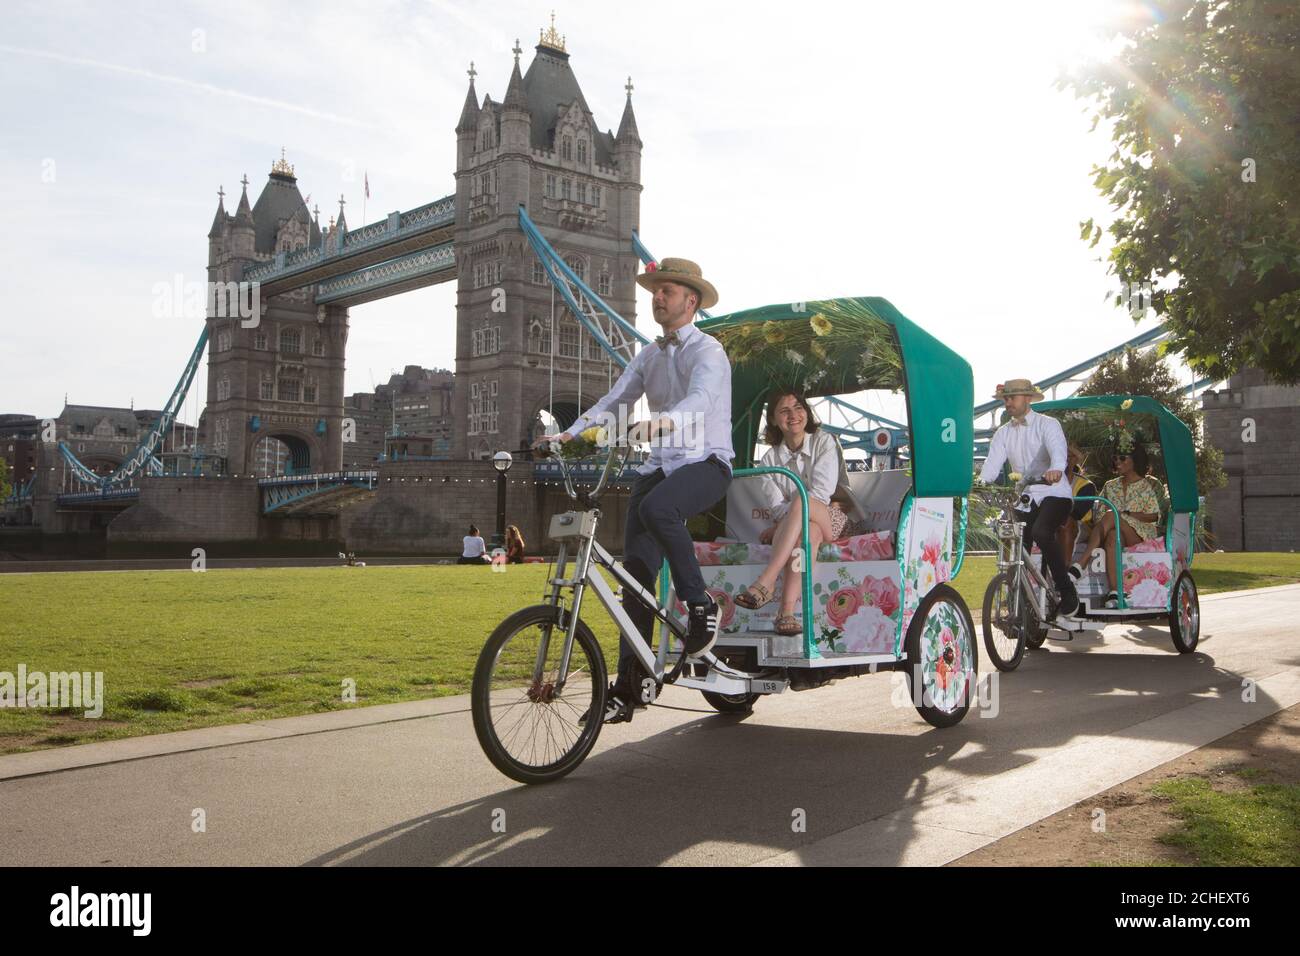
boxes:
[701,691,759,714]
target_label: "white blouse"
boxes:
[759,428,844,522]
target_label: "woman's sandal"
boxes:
[734,582,775,610]
[774,613,802,636]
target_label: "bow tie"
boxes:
[655,332,679,350]
[1010,418,1028,427]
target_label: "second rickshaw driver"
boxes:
[537,258,734,724]
[979,378,1080,618]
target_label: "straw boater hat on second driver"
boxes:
[993,378,1045,401]
[636,258,719,311]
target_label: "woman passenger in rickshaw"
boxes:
[1070,440,1165,608]
[734,389,852,635]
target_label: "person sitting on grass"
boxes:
[1070,442,1163,608]
[734,389,851,636]
[505,524,526,564]
[458,525,490,565]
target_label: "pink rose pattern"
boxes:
[826,586,864,628]
[861,575,900,619]
[705,588,736,629]
[1122,560,1173,607]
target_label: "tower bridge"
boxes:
[6,18,1238,556]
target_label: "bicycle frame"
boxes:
[993,508,1054,629]
[537,447,813,698]
[994,491,1132,621]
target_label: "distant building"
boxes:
[0,414,40,488]
[52,404,194,481]
[1200,368,1300,551]
[344,366,454,467]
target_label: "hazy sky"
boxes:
[1,0,1184,427]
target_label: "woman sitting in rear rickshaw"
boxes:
[1070,440,1165,608]
[734,389,852,635]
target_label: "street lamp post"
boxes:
[492,451,512,549]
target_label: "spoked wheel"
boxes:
[701,691,759,714]
[905,584,978,728]
[471,604,607,784]
[982,571,1025,671]
[1168,572,1200,654]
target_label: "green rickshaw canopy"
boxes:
[1034,395,1200,513]
[698,296,974,498]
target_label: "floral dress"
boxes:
[1101,477,1162,541]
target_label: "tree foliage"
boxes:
[1065,0,1300,384]
[0,457,11,501]
[1076,347,1225,494]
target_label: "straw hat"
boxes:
[993,378,1044,401]
[635,258,719,311]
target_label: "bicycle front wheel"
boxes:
[982,571,1026,671]
[471,604,608,784]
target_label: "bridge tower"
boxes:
[451,22,644,459]
[202,155,349,474]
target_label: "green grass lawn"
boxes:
[1,551,1296,754]
[1152,771,1300,866]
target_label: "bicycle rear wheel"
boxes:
[471,604,607,784]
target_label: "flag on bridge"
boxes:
[364,172,370,199]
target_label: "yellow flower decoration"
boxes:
[809,313,833,337]
[1120,398,1134,410]
[579,426,607,446]
[1008,471,1023,482]
[762,321,785,344]
[810,339,828,362]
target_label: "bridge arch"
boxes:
[528,393,584,443]
[247,427,319,476]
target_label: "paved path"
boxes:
[2,585,1297,866]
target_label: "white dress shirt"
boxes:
[979,409,1072,509]
[566,320,735,476]
[759,428,843,521]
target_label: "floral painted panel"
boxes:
[667,559,903,659]
[899,497,954,643]
[1170,512,1192,575]
[1122,556,1174,608]
[1029,551,1174,608]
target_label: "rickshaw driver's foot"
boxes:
[578,681,636,725]
[685,598,720,658]
[1057,582,1080,618]
[1068,562,1084,581]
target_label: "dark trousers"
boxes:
[617,455,731,682]
[1021,496,1075,595]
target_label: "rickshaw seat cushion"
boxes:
[694,530,894,567]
